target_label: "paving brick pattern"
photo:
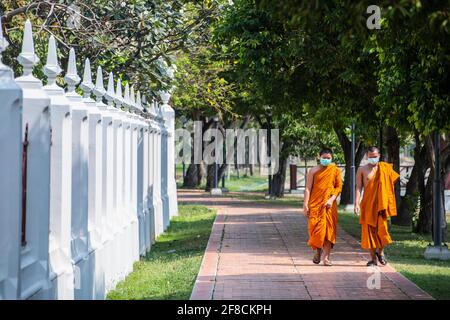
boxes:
[181,191,433,300]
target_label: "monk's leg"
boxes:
[362,223,379,266]
[313,248,322,264]
[369,249,377,263]
[375,214,391,265]
[377,214,392,248]
[322,240,332,265]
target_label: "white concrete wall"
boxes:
[0,21,178,300]
[15,20,52,300]
[160,93,178,219]
[0,31,23,300]
[44,36,74,300]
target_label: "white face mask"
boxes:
[368,157,380,165]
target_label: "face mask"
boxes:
[368,157,380,165]
[320,158,332,166]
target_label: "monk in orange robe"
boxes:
[355,146,400,266]
[304,148,342,266]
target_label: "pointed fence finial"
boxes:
[114,77,123,108]
[151,98,157,115]
[93,66,106,103]
[105,71,115,106]
[64,48,80,93]
[44,35,62,86]
[0,17,10,67]
[130,85,137,112]
[80,58,94,99]
[130,85,136,105]
[136,91,143,111]
[141,95,148,113]
[17,19,39,76]
[124,82,131,109]
[160,92,171,105]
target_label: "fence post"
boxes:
[80,59,104,299]
[43,35,74,300]
[80,59,102,251]
[0,17,23,300]
[121,83,134,276]
[64,47,90,299]
[15,20,52,300]
[160,92,178,219]
[146,101,157,242]
[145,98,155,247]
[113,78,128,282]
[150,101,163,237]
[129,86,140,262]
[103,72,119,292]
[157,101,170,230]
[92,66,111,299]
[136,94,148,255]
[156,101,165,235]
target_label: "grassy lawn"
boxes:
[229,192,302,207]
[225,174,268,192]
[338,210,450,300]
[107,204,216,300]
[177,173,269,192]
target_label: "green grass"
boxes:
[107,204,216,300]
[225,174,268,192]
[177,173,269,192]
[230,192,302,207]
[338,210,450,300]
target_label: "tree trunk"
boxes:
[205,163,227,191]
[183,163,202,188]
[415,135,434,234]
[385,126,407,225]
[183,109,206,188]
[272,158,288,198]
[439,134,450,241]
[399,132,428,230]
[334,126,365,205]
[415,168,433,234]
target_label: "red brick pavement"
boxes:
[182,190,433,300]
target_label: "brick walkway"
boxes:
[181,190,433,300]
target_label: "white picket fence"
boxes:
[0,19,178,300]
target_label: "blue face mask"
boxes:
[368,157,380,165]
[320,158,332,166]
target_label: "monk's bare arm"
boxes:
[303,168,315,217]
[355,167,363,215]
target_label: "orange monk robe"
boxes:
[307,164,342,250]
[360,162,400,250]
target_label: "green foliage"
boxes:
[372,0,450,135]
[213,0,347,159]
[172,45,237,118]
[1,0,219,94]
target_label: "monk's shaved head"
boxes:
[320,148,333,156]
[367,146,380,154]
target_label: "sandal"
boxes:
[375,252,387,266]
[323,259,333,266]
[313,249,322,264]
[366,260,378,267]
